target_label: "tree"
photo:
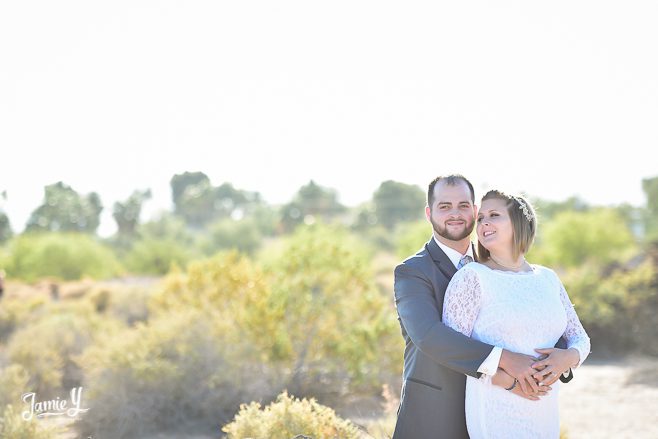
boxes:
[530,196,589,223]
[170,172,216,228]
[112,189,152,238]
[372,180,425,229]
[0,190,11,244]
[280,181,346,231]
[26,182,103,234]
[170,172,264,228]
[642,175,658,240]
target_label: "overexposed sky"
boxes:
[1,1,657,236]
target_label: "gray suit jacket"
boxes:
[392,238,493,439]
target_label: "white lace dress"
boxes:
[442,263,590,439]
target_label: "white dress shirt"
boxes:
[434,236,502,376]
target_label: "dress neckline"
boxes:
[478,262,538,275]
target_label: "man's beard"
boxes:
[430,216,475,241]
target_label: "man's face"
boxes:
[426,181,476,242]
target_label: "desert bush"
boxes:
[124,237,194,275]
[202,217,262,255]
[0,295,48,342]
[0,405,60,439]
[76,310,278,438]
[2,232,122,281]
[561,260,657,354]
[0,364,30,409]
[7,302,122,397]
[87,285,151,325]
[263,224,400,396]
[531,209,637,269]
[221,391,361,439]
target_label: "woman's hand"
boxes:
[492,368,551,401]
[532,348,580,384]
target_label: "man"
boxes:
[393,175,570,438]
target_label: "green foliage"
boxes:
[642,175,658,241]
[124,237,193,275]
[170,172,262,228]
[0,211,11,243]
[0,295,48,342]
[203,217,262,255]
[150,251,280,360]
[0,365,57,439]
[26,182,103,233]
[0,365,30,409]
[531,209,637,269]
[373,180,425,230]
[561,260,657,353]
[530,196,589,223]
[87,285,151,325]
[112,189,152,238]
[77,310,276,438]
[0,405,59,439]
[395,220,431,259]
[221,391,361,439]
[265,224,400,394]
[280,180,346,231]
[3,232,123,281]
[7,302,122,397]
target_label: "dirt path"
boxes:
[559,356,658,439]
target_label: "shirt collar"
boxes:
[433,235,474,269]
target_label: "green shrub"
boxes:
[0,295,48,342]
[561,259,657,354]
[221,391,361,439]
[263,224,400,396]
[395,220,430,259]
[124,237,194,275]
[0,405,60,439]
[531,209,637,269]
[7,302,122,397]
[76,310,278,438]
[87,285,151,325]
[0,365,30,409]
[3,232,122,281]
[203,217,262,255]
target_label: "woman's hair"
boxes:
[477,190,537,261]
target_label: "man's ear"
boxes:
[425,205,431,221]
[473,204,478,219]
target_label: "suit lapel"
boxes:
[425,237,458,280]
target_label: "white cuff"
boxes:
[477,346,503,376]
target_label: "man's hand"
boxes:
[532,348,580,384]
[491,369,551,401]
[499,350,542,395]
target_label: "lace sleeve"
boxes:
[442,268,482,338]
[558,281,591,367]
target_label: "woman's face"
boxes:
[477,198,514,253]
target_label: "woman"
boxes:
[442,190,590,438]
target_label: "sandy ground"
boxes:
[558,356,658,439]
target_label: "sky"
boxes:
[1,1,657,236]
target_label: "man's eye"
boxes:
[477,217,483,222]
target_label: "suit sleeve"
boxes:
[394,263,494,378]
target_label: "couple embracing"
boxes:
[392,175,591,439]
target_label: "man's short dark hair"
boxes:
[427,174,475,207]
